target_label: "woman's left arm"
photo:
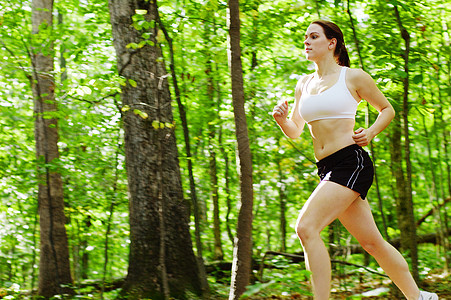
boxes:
[349,69,395,147]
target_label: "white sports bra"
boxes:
[299,67,359,123]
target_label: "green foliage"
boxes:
[0,0,450,298]
[240,259,313,299]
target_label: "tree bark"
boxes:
[204,25,224,259]
[155,2,206,265]
[156,9,210,294]
[421,112,450,270]
[206,61,224,261]
[228,0,254,299]
[390,116,418,280]
[31,0,73,297]
[347,0,388,239]
[219,124,235,244]
[101,133,121,299]
[108,1,204,298]
[276,159,287,252]
[393,4,419,283]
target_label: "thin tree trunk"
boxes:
[228,0,254,298]
[346,0,364,69]
[206,60,224,260]
[439,8,451,198]
[30,208,38,292]
[430,67,450,271]
[276,160,287,252]
[156,10,210,295]
[81,217,91,280]
[212,58,234,245]
[219,122,234,244]
[434,51,451,261]
[31,0,73,296]
[209,138,224,260]
[421,112,449,271]
[393,5,419,283]
[100,132,121,299]
[108,0,203,298]
[347,0,388,240]
[202,18,224,259]
[314,0,321,18]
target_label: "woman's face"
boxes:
[304,24,334,61]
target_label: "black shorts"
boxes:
[316,144,374,200]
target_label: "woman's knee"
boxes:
[295,219,320,244]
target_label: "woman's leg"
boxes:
[295,181,360,300]
[338,199,420,300]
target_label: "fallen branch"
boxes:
[331,229,451,256]
[258,251,388,281]
[205,230,449,280]
[416,197,450,227]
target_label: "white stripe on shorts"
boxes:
[347,149,364,189]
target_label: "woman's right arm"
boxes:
[272,76,307,139]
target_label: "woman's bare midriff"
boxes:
[308,118,357,161]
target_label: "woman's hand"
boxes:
[352,127,374,147]
[272,100,289,124]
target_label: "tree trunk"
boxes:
[390,115,420,285]
[228,0,254,299]
[219,123,235,244]
[108,1,204,298]
[276,160,287,252]
[155,9,210,294]
[204,35,223,259]
[434,52,450,272]
[101,133,121,299]
[393,5,419,283]
[347,0,388,239]
[155,2,206,265]
[422,111,450,271]
[206,67,224,260]
[81,217,91,280]
[31,0,73,297]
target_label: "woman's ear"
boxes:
[329,38,337,50]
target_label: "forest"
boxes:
[0,0,449,299]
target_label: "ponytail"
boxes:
[337,42,350,67]
[312,20,350,67]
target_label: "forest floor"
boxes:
[212,269,450,300]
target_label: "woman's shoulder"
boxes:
[294,73,313,99]
[345,67,370,78]
[295,73,313,90]
[345,67,375,87]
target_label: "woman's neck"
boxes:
[313,57,341,79]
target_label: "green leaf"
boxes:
[412,74,423,84]
[126,42,139,49]
[128,79,137,87]
[132,14,145,22]
[241,281,275,298]
[133,109,148,119]
[133,23,142,31]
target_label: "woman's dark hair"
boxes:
[311,20,350,67]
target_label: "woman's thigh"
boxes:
[296,181,360,234]
[338,199,385,250]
